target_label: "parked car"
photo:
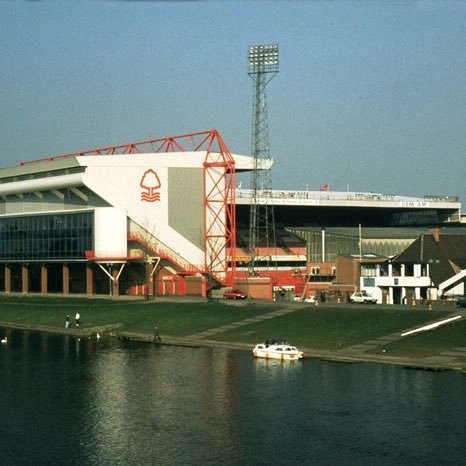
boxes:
[304,296,316,304]
[223,289,247,300]
[349,291,377,304]
[456,296,466,308]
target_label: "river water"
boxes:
[1,329,465,466]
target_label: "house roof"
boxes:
[394,233,466,285]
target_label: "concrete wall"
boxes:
[94,208,127,257]
[168,168,203,250]
[80,154,206,266]
[0,190,109,216]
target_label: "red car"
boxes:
[223,289,247,300]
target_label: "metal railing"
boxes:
[128,221,203,274]
[236,189,460,203]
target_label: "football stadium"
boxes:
[0,129,463,302]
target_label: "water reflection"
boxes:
[1,329,465,465]
[83,344,251,465]
[252,356,304,372]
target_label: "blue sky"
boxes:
[1,1,466,202]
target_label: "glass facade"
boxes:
[0,212,93,260]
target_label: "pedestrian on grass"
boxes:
[65,314,70,329]
[75,312,81,327]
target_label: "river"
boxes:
[1,329,465,465]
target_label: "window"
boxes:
[361,264,377,277]
[0,212,93,260]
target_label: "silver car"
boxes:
[349,291,377,304]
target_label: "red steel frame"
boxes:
[202,131,236,286]
[21,129,236,287]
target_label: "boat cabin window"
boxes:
[276,348,283,351]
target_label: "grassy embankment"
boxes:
[0,294,464,359]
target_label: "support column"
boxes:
[4,265,11,293]
[112,268,119,297]
[86,265,93,295]
[388,287,394,305]
[401,287,407,304]
[62,264,69,294]
[147,263,154,297]
[178,275,185,295]
[41,265,48,294]
[22,265,29,293]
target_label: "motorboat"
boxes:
[253,338,304,361]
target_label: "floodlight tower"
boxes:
[247,43,279,275]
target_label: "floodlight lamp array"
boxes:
[248,44,279,73]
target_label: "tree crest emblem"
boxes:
[140,169,161,202]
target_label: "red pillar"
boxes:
[63,265,69,294]
[41,265,48,294]
[112,268,119,297]
[4,265,11,293]
[22,265,29,293]
[202,276,207,298]
[86,265,93,295]
[177,276,185,295]
[147,263,154,297]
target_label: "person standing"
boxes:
[75,312,81,327]
[65,314,70,328]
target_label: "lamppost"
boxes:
[247,44,279,275]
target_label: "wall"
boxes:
[168,168,203,250]
[185,276,205,296]
[335,256,358,286]
[80,154,206,267]
[94,208,127,257]
[0,188,109,215]
[235,277,272,300]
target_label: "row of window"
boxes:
[0,212,93,260]
[0,214,92,232]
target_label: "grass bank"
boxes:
[209,307,441,349]
[0,294,465,368]
[0,295,273,336]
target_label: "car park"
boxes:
[223,289,247,300]
[349,291,377,304]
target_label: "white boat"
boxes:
[253,338,304,361]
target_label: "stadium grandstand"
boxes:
[0,129,463,300]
